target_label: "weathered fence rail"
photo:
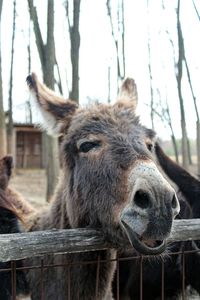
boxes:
[0,219,200,262]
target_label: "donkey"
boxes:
[155,143,200,296]
[23,73,180,300]
[155,143,200,219]
[0,156,30,300]
[116,144,200,300]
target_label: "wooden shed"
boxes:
[13,124,43,169]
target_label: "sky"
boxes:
[1,0,200,141]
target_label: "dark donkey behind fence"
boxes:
[0,156,30,300]
[16,74,180,300]
[156,144,200,296]
[116,144,200,300]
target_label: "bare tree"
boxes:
[184,57,200,174]
[189,1,199,158]
[106,0,125,89]
[20,20,33,124]
[121,0,125,80]
[66,0,81,102]
[158,37,179,161]
[192,0,200,21]
[197,121,200,177]
[162,1,192,166]
[55,58,64,95]
[7,0,16,155]
[148,88,179,163]
[107,66,111,103]
[176,0,189,169]
[147,0,155,130]
[28,0,60,201]
[0,0,7,157]
[26,19,32,123]
[159,95,179,163]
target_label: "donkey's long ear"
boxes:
[117,78,138,110]
[26,73,78,135]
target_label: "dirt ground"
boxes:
[10,168,47,209]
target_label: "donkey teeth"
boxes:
[142,239,163,248]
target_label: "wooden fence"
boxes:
[0,219,200,262]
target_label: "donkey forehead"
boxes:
[65,103,154,140]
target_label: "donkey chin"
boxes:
[119,198,179,255]
[120,214,168,255]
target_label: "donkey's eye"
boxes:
[79,141,101,153]
[146,143,154,152]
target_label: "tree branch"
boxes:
[0,0,3,14]
[192,0,200,21]
[106,0,121,81]
[184,57,199,122]
[27,0,45,68]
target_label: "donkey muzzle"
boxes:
[121,219,167,255]
[120,161,180,255]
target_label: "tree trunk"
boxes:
[169,124,179,164]
[176,0,189,169]
[184,54,200,172]
[106,0,125,90]
[121,0,125,78]
[26,18,32,124]
[187,138,192,165]
[192,0,200,21]
[197,121,200,178]
[147,41,154,130]
[55,58,63,95]
[165,105,179,163]
[147,0,154,130]
[0,0,7,157]
[7,0,16,155]
[107,66,111,103]
[44,0,60,201]
[180,115,189,169]
[69,0,81,102]
[28,0,60,201]
[171,135,179,163]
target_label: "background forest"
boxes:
[0,0,199,201]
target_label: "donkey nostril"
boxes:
[134,190,152,209]
[172,194,180,215]
[171,194,178,209]
[171,193,180,217]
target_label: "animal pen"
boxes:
[0,218,200,300]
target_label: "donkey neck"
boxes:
[47,179,117,299]
[69,249,116,300]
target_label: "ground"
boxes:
[10,169,47,209]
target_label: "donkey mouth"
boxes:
[121,220,167,255]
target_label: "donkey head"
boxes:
[27,74,179,255]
